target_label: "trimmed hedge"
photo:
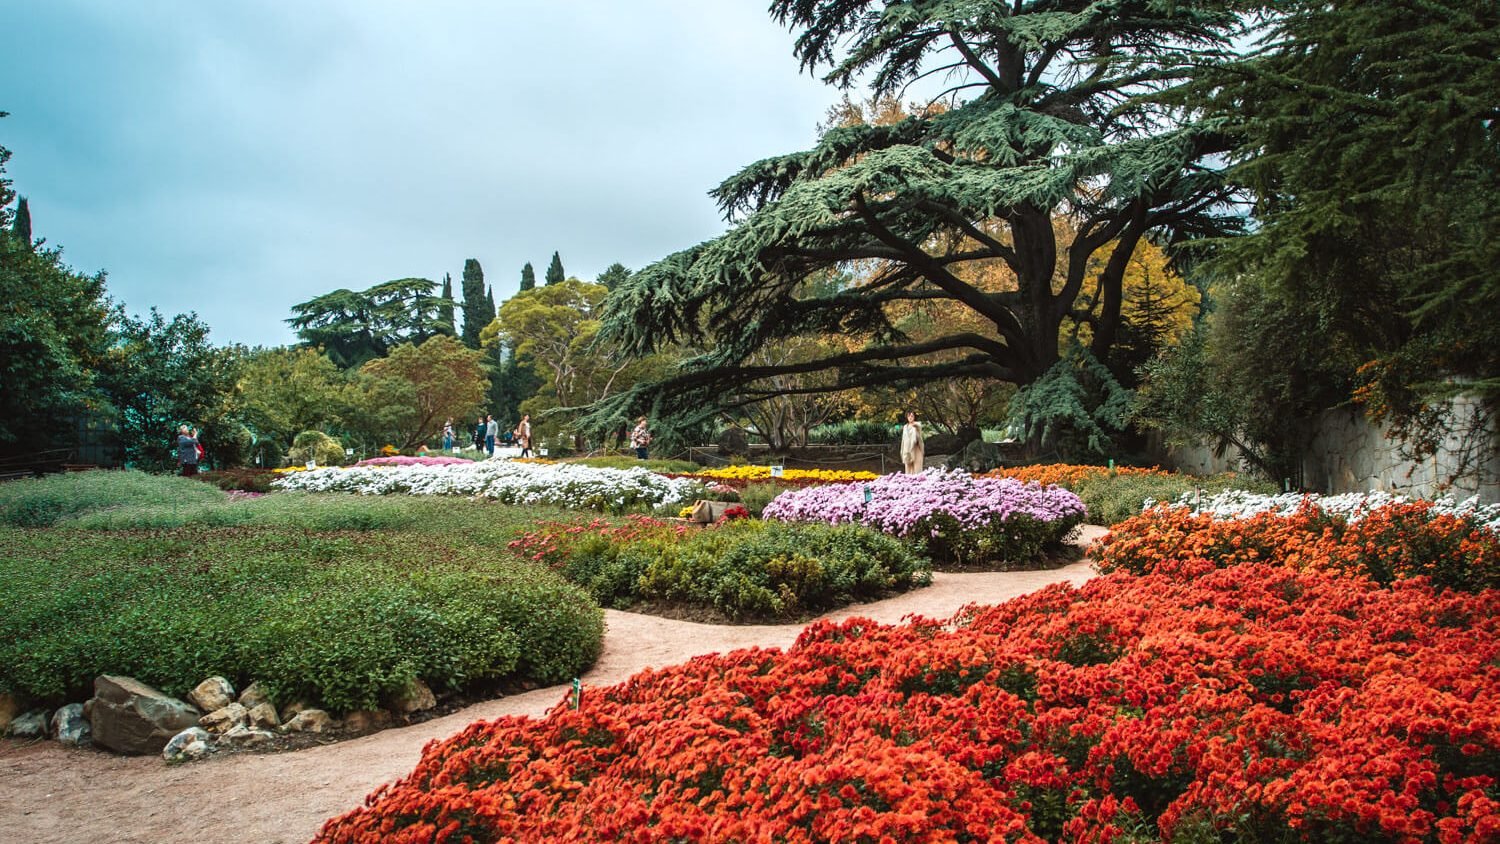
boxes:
[0,469,226,527]
[512,517,931,619]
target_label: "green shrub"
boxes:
[518,518,931,619]
[806,419,898,445]
[198,468,279,493]
[0,498,604,712]
[0,470,226,527]
[288,430,347,467]
[1071,471,1279,525]
[739,483,782,517]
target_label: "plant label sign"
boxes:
[770,465,784,478]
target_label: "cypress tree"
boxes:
[486,285,496,324]
[597,262,630,291]
[545,251,565,286]
[438,272,456,336]
[11,196,31,248]
[519,262,536,292]
[460,258,487,348]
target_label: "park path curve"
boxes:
[0,526,1106,844]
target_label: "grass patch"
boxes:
[1070,471,1280,525]
[0,469,226,527]
[561,455,701,474]
[0,482,605,713]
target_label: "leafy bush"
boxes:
[316,566,1500,843]
[987,464,1279,525]
[805,419,898,445]
[738,483,782,517]
[0,470,226,527]
[1093,499,1499,592]
[511,517,931,619]
[288,430,347,467]
[0,497,605,711]
[198,468,279,493]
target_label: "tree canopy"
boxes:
[356,334,489,450]
[545,252,566,286]
[460,259,488,348]
[587,0,1249,433]
[288,277,454,369]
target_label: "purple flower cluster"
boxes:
[762,468,1086,538]
[354,455,470,467]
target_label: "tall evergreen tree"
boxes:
[519,262,536,292]
[438,272,456,337]
[545,252,565,286]
[10,196,31,248]
[596,262,630,291]
[460,258,487,348]
[485,285,496,326]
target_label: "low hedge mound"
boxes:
[0,492,606,713]
[316,564,1500,842]
[986,464,1279,525]
[510,517,931,619]
[0,469,226,527]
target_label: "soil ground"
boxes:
[0,526,1106,844]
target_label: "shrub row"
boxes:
[987,464,1280,525]
[509,517,931,619]
[1093,499,1499,592]
[316,563,1500,842]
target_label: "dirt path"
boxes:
[0,527,1106,844]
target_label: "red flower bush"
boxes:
[316,566,1500,842]
[1094,501,1499,592]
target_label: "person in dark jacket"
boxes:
[177,425,201,477]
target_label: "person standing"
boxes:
[442,418,454,451]
[630,416,652,460]
[473,416,486,452]
[485,414,498,457]
[516,414,532,458]
[177,425,202,477]
[900,411,925,474]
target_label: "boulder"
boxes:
[199,702,249,735]
[0,693,20,733]
[50,703,91,747]
[386,679,437,716]
[221,725,275,748]
[281,709,334,734]
[280,700,311,721]
[246,702,280,730]
[237,681,271,710]
[6,710,50,739]
[186,676,235,713]
[89,675,202,755]
[342,709,392,733]
[162,727,213,763]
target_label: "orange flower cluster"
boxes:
[984,464,1168,488]
[316,565,1500,842]
[507,515,685,565]
[1093,502,1499,592]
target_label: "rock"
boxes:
[237,681,271,710]
[281,700,310,721]
[186,676,235,713]
[89,675,202,755]
[6,710,50,739]
[0,693,20,733]
[341,709,392,733]
[50,703,91,747]
[386,679,436,716]
[199,703,249,734]
[281,709,334,734]
[246,702,280,730]
[221,725,275,748]
[162,727,213,763]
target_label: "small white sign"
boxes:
[770,465,784,478]
[345,448,354,456]
[452,447,461,454]
[306,459,317,470]
[539,448,549,457]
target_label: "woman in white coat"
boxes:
[900,411,924,474]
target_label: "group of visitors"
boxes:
[454,414,532,459]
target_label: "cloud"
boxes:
[2,0,837,345]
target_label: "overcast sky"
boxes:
[2,1,843,346]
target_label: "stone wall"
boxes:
[1160,394,1500,503]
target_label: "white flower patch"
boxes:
[1160,489,1500,532]
[272,461,703,511]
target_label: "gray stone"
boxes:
[280,700,310,721]
[246,701,280,730]
[186,676,235,713]
[0,693,20,733]
[89,675,202,755]
[237,681,271,710]
[50,703,91,747]
[386,679,437,715]
[221,725,275,748]
[281,709,334,733]
[162,727,213,763]
[6,709,50,739]
[199,702,249,735]
[341,709,392,733]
